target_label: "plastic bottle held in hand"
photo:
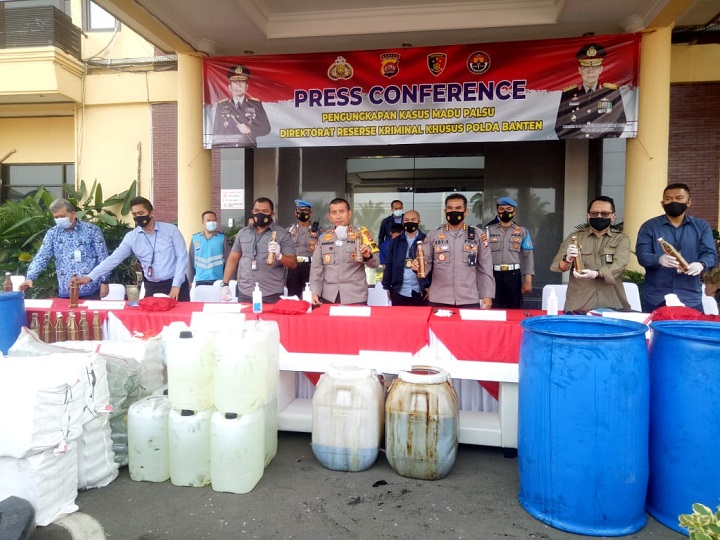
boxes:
[416,241,426,278]
[42,312,53,343]
[252,282,263,314]
[657,237,690,272]
[302,282,313,313]
[30,313,40,335]
[66,311,78,341]
[79,311,90,340]
[92,310,103,340]
[571,235,584,272]
[54,312,66,342]
[69,273,79,308]
[267,231,278,265]
[3,272,12,292]
[547,289,559,315]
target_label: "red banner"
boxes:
[202,33,640,148]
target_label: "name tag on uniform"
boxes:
[405,258,413,268]
[74,249,82,263]
[251,259,258,271]
[605,254,614,264]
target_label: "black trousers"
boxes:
[491,269,523,309]
[286,261,311,298]
[390,289,427,307]
[144,278,190,302]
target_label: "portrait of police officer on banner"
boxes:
[212,65,271,148]
[555,44,627,139]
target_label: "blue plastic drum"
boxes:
[0,292,26,355]
[646,321,720,534]
[518,316,649,536]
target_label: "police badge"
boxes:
[427,53,447,77]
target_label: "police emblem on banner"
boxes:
[380,53,401,79]
[427,53,447,77]
[327,56,354,81]
[467,51,491,75]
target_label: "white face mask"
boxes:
[335,225,348,241]
[392,209,403,217]
[205,221,217,232]
[55,217,72,230]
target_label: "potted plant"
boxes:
[679,503,720,539]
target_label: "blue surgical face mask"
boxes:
[55,217,72,230]
[392,209,403,217]
[205,221,218,232]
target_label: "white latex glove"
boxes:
[565,244,578,262]
[685,262,704,276]
[220,285,233,303]
[267,241,281,255]
[573,269,598,280]
[659,254,679,269]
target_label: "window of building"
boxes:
[83,0,117,31]
[0,163,74,203]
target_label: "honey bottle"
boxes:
[79,311,90,341]
[67,311,78,341]
[42,312,53,343]
[54,312,67,343]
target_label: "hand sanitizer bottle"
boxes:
[302,283,313,313]
[252,282,262,314]
[547,288,559,315]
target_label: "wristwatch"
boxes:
[220,281,229,287]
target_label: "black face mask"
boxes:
[499,211,514,223]
[663,202,687,218]
[589,217,612,231]
[296,212,311,223]
[252,213,272,227]
[445,211,465,225]
[134,215,152,228]
[403,222,419,233]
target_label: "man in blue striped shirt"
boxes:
[78,197,190,301]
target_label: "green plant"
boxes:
[0,181,138,298]
[679,503,720,540]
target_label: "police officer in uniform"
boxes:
[486,197,534,309]
[220,197,296,304]
[555,44,626,139]
[309,198,379,305]
[550,196,631,313]
[212,65,271,148]
[286,198,321,297]
[413,194,494,309]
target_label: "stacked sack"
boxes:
[128,320,279,494]
[7,327,166,468]
[0,349,110,526]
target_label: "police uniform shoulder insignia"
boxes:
[249,97,261,102]
[602,82,619,90]
[563,84,578,92]
[218,98,230,103]
[481,232,488,248]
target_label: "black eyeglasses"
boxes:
[588,211,613,218]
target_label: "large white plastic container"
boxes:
[263,392,278,467]
[168,407,213,487]
[385,366,458,480]
[210,408,264,494]
[214,325,269,414]
[166,330,214,411]
[312,365,384,472]
[128,395,171,482]
[258,320,280,399]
